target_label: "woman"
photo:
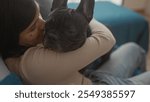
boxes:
[0,0,115,84]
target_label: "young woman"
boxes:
[0,0,150,84]
[0,0,115,84]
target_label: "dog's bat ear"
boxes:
[76,0,95,23]
[51,0,68,11]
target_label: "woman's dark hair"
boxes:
[0,0,36,59]
[44,8,89,52]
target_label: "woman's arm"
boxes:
[19,19,116,84]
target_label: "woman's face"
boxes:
[19,2,45,47]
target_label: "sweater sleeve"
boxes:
[19,19,116,84]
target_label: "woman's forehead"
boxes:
[24,1,40,31]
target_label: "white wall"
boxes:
[68,0,122,5]
[68,0,80,3]
[111,0,122,5]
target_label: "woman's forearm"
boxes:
[89,18,116,43]
[89,18,116,54]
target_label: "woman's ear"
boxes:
[76,0,95,23]
[51,0,68,11]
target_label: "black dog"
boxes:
[43,0,112,77]
[43,0,94,52]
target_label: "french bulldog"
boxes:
[44,0,94,52]
[44,0,112,77]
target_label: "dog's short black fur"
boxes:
[44,0,94,52]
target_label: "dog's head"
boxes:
[44,0,95,52]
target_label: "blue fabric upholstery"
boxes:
[0,73,22,85]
